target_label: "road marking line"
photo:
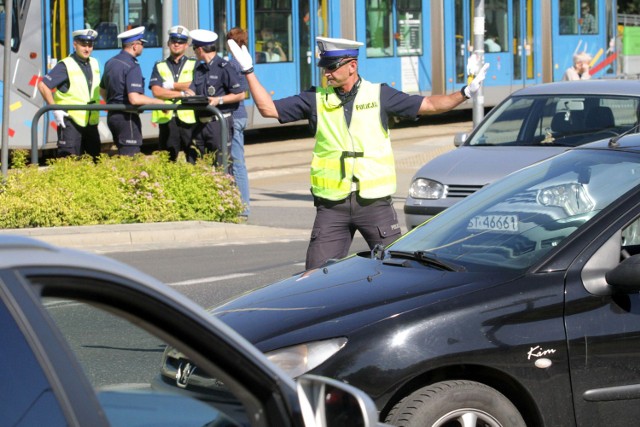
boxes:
[169,273,254,287]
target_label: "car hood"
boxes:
[210,254,512,351]
[412,146,569,184]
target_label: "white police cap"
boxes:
[190,29,218,47]
[118,26,147,44]
[72,29,98,41]
[168,25,190,40]
[317,36,363,67]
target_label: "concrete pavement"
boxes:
[0,115,472,252]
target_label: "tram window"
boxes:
[0,0,25,52]
[366,0,393,58]
[84,0,163,49]
[396,0,422,56]
[559,0,598,35]
[484,0,507,53]
[255,0,291,63]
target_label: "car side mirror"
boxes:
[453,132,468,147]
[606,254,640,293]
[297,374,389,427]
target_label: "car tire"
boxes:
[385,380,525,427]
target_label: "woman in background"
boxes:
[563,52,592,81]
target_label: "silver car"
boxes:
[404,80,640,229]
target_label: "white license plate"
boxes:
[467,215,518,233]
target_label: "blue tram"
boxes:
[0,0,617,149]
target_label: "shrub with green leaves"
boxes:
[0,150,243,228]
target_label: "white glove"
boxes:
[53,110,69,128]
[467,53,480,76]
[162,81,175,90]
[464,63,490,98]
[227,39,254,72]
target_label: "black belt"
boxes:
[199,113,232,123]
[340,151,364,180]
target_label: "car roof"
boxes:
[578,129,640,150]
[0,235,164,283]
[511,80,640,97]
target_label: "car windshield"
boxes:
[389,148,640,272]
[468,95,640,147]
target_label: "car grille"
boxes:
[447,184,485,198]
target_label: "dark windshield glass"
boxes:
[390,149,640,272]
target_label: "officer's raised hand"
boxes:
[227,39,254,74]
[53,110,69,128]
[464,63,490,98]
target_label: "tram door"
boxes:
[298,0,326,91]
[47,0,69,61]
[552,0,614,81]
[446,0,510,95]
[354,1,398,88]
[511,0,537,89]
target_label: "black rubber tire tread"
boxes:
[385,379,526,427]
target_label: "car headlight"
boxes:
[265,338,347,378]
[537,183,595,215]
[409,178,446,199]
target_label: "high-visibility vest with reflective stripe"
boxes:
[151,59,196,124]
[54,57,101,126]
[313,80,396,200]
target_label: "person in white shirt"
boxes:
[563,52,592,81]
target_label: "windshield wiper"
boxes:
[387,250,466,272]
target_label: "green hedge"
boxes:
[0,150,243,228]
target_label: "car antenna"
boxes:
[609,123,640,147]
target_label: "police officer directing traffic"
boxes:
[38,29,101,159]
[100,26,165,156]
[229,36,489,270]
[188,29,244,170]
[149,25,198,162]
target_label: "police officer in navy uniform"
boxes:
[38,29,101,159]
[149,25,198,162]
[229,36,489,270]
[100,26,165,156]
[188,29,244,170]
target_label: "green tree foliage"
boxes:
[0,150,243,228]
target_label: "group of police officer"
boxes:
[38,25,242,167]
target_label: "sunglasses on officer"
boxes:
[323,58,355,72]
[170,38,188,44]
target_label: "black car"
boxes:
[0,235,385,427]
[157,133,640,426]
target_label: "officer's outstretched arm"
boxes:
[245,73,279,119]
[228,39,279,119]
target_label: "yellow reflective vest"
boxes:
[312,80,396,200]
[54,56,101,127]
[151,58,196,124]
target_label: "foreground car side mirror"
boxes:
[297,374,389,427]
[453,132,468,147]
[606,254,640,293]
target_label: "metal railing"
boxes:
[30,103,228,167]
[619,14,640,27]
